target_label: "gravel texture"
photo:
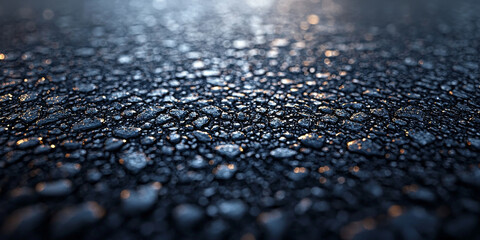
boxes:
[0,0,480,239]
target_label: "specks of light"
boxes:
[318,166,330,173]
[325,50,339,57]
[120,190,130,199]
[307,14,319,25]
[294,167,306,173]
[388,205,403,217]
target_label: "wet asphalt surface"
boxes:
[0,0,480,239]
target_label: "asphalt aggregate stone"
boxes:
[0,0,480,239]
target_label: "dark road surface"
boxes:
[1,0,480,239]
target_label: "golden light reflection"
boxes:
[281,78,294,85]
[87,201,106,218]
[307,14,319,25]
[324,50,339,57]
[120,190,130,199]
[388,205,403,217]
[316,72,330,78]
[152,181,162,190]
[347,140,360,148]
[0,54,5,60]
[35,183,45,192]
[16,137,42,146]
[319,177,327,184]
[318,166,330,173]
[294,167,306,173]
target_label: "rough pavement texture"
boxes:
[1,0,480,239]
